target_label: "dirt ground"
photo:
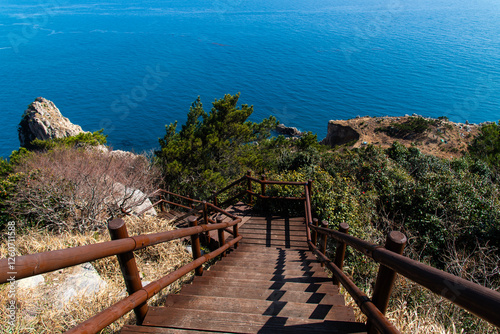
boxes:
[328,116,481,159]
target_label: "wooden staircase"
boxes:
[121,208,367,333]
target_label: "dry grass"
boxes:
[0,215,193,333]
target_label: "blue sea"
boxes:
[1,0,500,158]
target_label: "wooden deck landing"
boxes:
[121,206,367,333]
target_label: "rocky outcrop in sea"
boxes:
[18,97,87,148]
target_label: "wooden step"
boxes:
[191,276,339,294]
[120,326,208,333]
[240,234,307,241]
[240,221,306,227]
[215,259,323,270]
[238,240,309,248]
[179,285,345,305]
[141,308,367,334]
[207,265,323,277]
[201,270,330,283]
[240,225,306,231]
[120,209,366,334]
[223,250,318,261]
[161,294,354,320]
[218,255,321,265]
[240,229,306,237]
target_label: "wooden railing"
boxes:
[208,171,500,333]
[210,170,309,208]
[2,172,499,333]
[0,198,242,334]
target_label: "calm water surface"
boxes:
[0,0,499,157]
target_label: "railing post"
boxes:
[261,174,267,211]
[188,216,203,276]
[213,191,218,207]
[307,179,312,197]
[368,231,407,334]
[312,218,319,245]
[247,170,253,204]
[332,223,349,285]
[108,218,148,325]
[217,217,226,257]
[160,197,165,212]
[203,201,208,225]
[202,200,211,244]
[320,220,328,267]
[233,220,239,249]
[261,174,266,195]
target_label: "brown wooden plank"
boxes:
[179,285,345,305]
[120,326,208,333]
[207,266,323,277]
[214,260,323,270]
[121,210,367,334]
[160,295,354,320]
[191,276,339,294]
[143,308,366,334]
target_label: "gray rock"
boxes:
[112,182,157,216]
[55,263,106,307]
[17,275,45,290]
[321,121,360,147]
[18,97,87,148]
[276,124,302,137]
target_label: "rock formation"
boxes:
[276,124,302,137]
[18,97,87,148]
[321,121,360,147]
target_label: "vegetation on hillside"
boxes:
[469,121,500,173]
[155,93,278,198]
[0,93,499,332]
[375,116,438,138]
[29,129,108,151]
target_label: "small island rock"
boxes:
[276,124,302,137]
[18,97,87,148]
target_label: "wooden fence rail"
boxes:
[2,172,499,333]
[210,171,500,331]
[0,200,242,334]
[308,223,500,329]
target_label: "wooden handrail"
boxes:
[210,172,310,207]
[151,173,500,331]
[7,174,495,333]
[210,176,246,199]
[155,189,204,204]
[245,176,307,186]
[308,240,400,334]
[136,189,205,216]
[67,235,242,334]
[309,224,500,328]
[0,217,240,283]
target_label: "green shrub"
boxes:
[377,117,437,139]
[469,121,500,173]
[29,130,107,151]
[155,94,278,198]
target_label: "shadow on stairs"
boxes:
[121,205,367,334]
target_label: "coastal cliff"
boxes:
[321,116,482,159]
[18,97,87,149]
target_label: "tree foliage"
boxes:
[29,129,107,151]
[156,93,277,198]
[469,121,500,172]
